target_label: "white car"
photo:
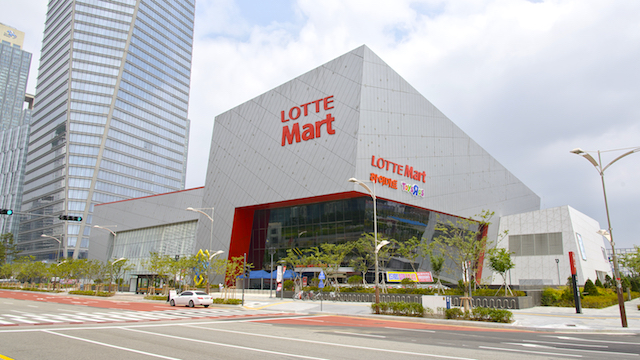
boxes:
[169,291,213,308]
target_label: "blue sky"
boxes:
[3,0,640,250]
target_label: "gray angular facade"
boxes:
[198,46,541,277]
[18,0,194,261]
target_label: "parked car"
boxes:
[169,290,213,308]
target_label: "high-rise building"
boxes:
[0,23,32,130]
[0,23,33,238]
[18,0,195,261]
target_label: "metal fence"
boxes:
[450,295,534,309]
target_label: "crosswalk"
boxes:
[0,308,253,326]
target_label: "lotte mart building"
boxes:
[90,46,612,287]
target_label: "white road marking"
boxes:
[183,323,478,359]
[334,331,386,338]
[43,330,181,360]
[503,342,639,357]
[0,308,245,325]
[522,339,607,348]
[123,327,329,360]
[385,327,435,333]
[544,335,640,346]
[478,346,582,358]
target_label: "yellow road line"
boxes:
[0,354,15,360]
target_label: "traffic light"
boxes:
[59,215,82,221]
[0,209,13,215]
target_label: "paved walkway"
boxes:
[5,289,640,333]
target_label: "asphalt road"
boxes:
[1,298,639,359]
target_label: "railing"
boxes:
[450,295,533,309]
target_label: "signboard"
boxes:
[276,265,283,282]
[302,276,307,287]
[416,272,433,283]
[318,270,325,280]
[568,251,577,276]
[387,271,433,283]
[319,280,324,288]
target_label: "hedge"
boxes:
[371,301,425,317]
[445,307,513,323]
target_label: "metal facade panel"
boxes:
[201,45,540,258]
[201,47,365,253]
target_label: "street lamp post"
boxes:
[570,146,640,328]
[110,257,125,292]
[186,207,214,251]
[41,234,61,263]
[207,250,224,294]
[94,225,117,259]
[269,247,276,298]
[348,177,382,304]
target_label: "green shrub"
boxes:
[212,298,243,305]
[604,275,614,288]
[347,275,363,285]
[283,280,294,291]
[445,307,464,319]
[580,295,617,309]
[541,287,562,306]
[583,279,599,296]
[69,290,114,297]
[595,278,604,288]
[488,308,514,323]
[471,307,491,321]
[223,298,243,305]
[370,302,424,317]
[400,278,417,288]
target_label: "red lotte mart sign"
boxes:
[370,155,426,198]
[281,96,336,146]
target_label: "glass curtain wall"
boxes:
[248,196,475,274]
[19,0,194,261]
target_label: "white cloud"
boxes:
[4,0,640,248]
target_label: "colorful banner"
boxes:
[386,271,433,283]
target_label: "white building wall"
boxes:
[497,205,611,286]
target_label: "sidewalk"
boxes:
[69,290,640,333]
[233,291,640,333]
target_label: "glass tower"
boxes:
[0,23,32,131]
[18,0,195,261]
[0,24,32,238]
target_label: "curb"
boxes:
[306,311,640,334]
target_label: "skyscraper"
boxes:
[0,23,33,238]
[18,0,195,261]
[0,23,32,130]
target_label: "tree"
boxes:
[223,256,246,299]
[0,233,19,266]
[392,236,425,273]
[429,209,498,311]
[430,254,445,294]
[281,247,318,291]
[349,233,393,288]
[487,248,515,296]
[349,233,376,285]
[143,252,172,295]
[109,259,133,292]
[318,242,354,287]
[620,245,640,277]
